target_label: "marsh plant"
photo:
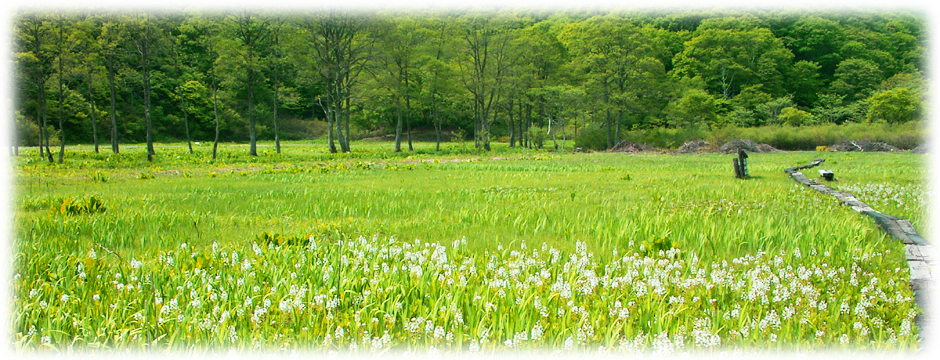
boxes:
[10,143,928,354]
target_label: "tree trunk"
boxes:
[107,56,119,154]
[550,113,558,150]
[273,32,282,155]
[180,84,193,155]
[87,67,99,153]
[334,98,344,152]
[405,81,413,152]
[334,99,345,153]
[144,72,153,162]
[560,110,566,151]
[524,103,532,148]
[606,108,612,149]
[394,104,403,153]
[57,22,65,164]
[434,111,441,152]
[343,94,351,152]
[508,97,515,148]
[406,109,413,152]
[273,91,280,154]
[247,68,257,157]
[615,110,622,145]
[273,75,281,154]
[35,74,46,159]
[41,91,52,162]
[212,73,220,160]
[326,94,337,153]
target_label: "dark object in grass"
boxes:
[733,149,749,179]
[819,169,835,181]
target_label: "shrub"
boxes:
[574,123,609,150]
[527,127,547,149]
[779,107,816,127]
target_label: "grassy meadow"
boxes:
[9,141,929,354]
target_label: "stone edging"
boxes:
[784,158,934,340]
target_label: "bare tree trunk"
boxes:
[334,98,344,152]
[550,113,557,150]
[144,73,153,162]
[406,109,413,152]
[606,108,612,149]
[42,94,52,162]
[394,105,403,153]
[508,97,515,148]
[615,110,622,145]
[405,78,413,152]
[36,77,46,159]
[273,75,281,154]
[524,102,532,148]
[343,95,351,152]
[180,84,193,154]
[107,56,119,154]
[433,107,442,151]
[56,21,65,164]
[434,110,441,152]
[87,67,99,153]
[212,73,220,159]
[325,95,337,153]
[247,68,257,157]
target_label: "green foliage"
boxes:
[779,107,816,127]
[573,123,609,150]
[526,126,547,149]
[830,58,882,102]
[51,195,106,216]
[641,236,676,257]
[11,10,928,160]
[672,21,793,98]
[667,89,718,128]
[867,88,921,124]
[256,232,311,247]
[90,170,108,183]
[756,95,795,125]
[787,60,823,107]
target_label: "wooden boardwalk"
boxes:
[784,159,934,340]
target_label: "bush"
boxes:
[574,123,609,150]
[527,126,547,149]
[779,107,816,127]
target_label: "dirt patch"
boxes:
[829,139,900,152]
[677,140,712,154]
[608,140,657,153]
[719,139,781,154]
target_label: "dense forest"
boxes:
[12,8,927,160]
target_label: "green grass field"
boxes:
[9,142,929,354]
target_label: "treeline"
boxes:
[13,8,927,161]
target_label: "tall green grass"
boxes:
[618,122,924,150]
[10,143,928,354]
